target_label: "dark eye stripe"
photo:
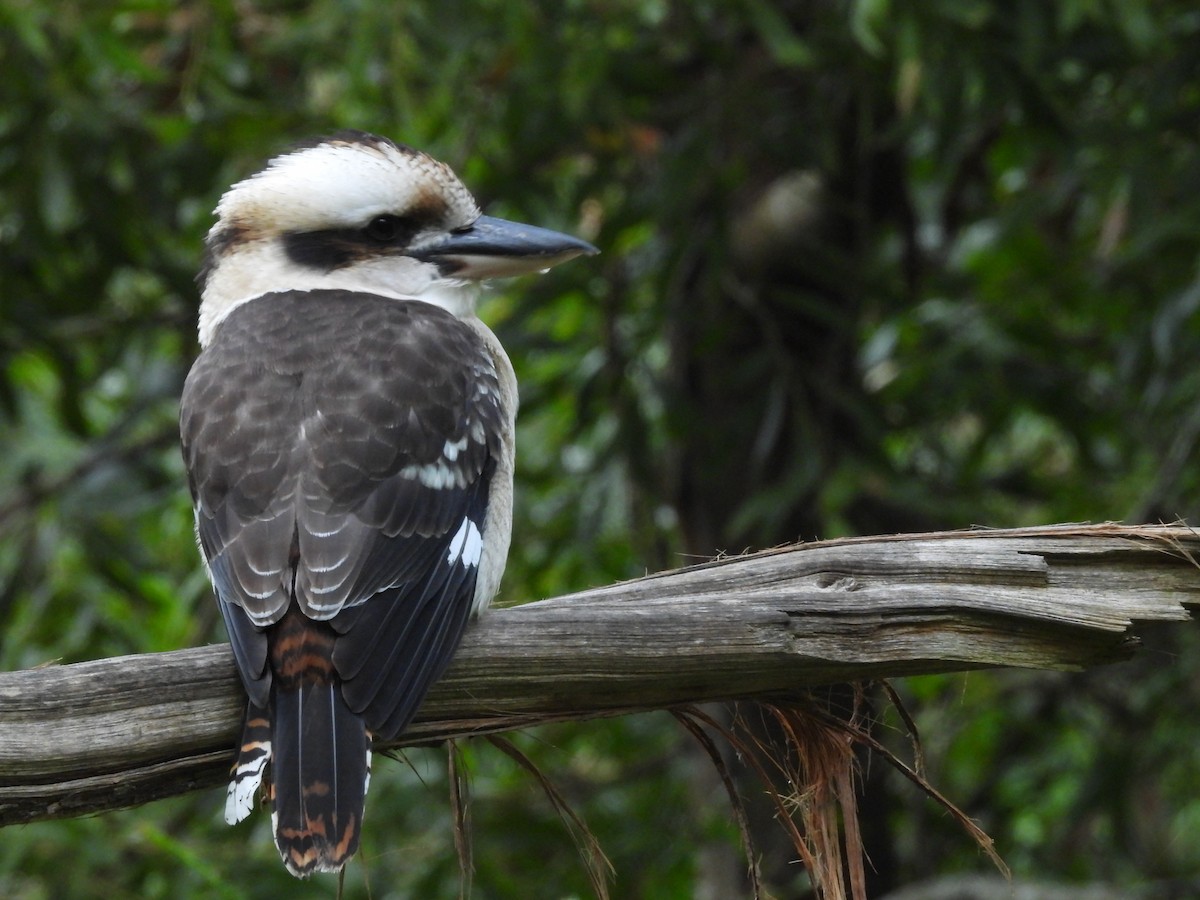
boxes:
[282,226,413,271]
[364,215,417,243]
[280,201,452,273]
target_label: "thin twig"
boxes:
[672,708,764,899]
[485,735,613,900]
[447,740,473,899]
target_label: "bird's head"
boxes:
[196,130,597,346]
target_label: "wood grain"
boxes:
[1,524,1195,825]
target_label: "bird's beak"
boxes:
[414,215,599,280]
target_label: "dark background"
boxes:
[3,2,1200,897]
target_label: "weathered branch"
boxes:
[1,524,1196,825]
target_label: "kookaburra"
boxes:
[179,130,596,876]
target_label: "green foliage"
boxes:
[3,0,1200,896]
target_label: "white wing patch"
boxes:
[442,436,469,461]
[399,460,469,490]
[446,517,483,568]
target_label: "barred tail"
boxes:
[226,701,272,824]
[270,681,372,877]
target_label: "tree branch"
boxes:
[2,524,1196,825]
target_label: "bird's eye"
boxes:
[364,215,405,242]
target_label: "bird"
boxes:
[179,130,597,877]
